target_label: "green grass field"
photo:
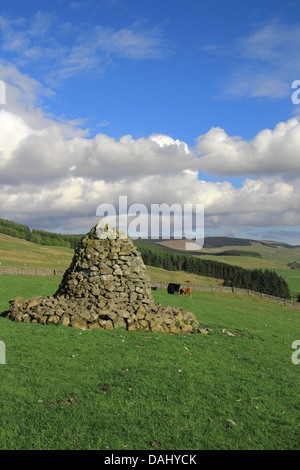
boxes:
[193,241,300,296]
[0,233,73,270]
[1,274,300,450]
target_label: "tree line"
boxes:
[210,249,262,258]
[0,218,82,249]
[136,243,290,299]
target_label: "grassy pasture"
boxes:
[145,265,223,287]
[0,274,61,313]
[0,233,73,270]
[1,274,300,450]
[198,241,300,263]
[193,241,300,295]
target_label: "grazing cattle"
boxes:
[167,283,181,295]
[180,287,192,298]
[151,286,157,291]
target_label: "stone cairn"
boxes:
[6,224,199,333]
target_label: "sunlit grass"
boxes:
[1,276,300,450]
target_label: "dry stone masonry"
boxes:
[7,224,198,333]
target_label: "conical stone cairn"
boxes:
[7,224,199,333]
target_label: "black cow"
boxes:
[167,283,181,295]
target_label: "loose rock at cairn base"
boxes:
[6,224,199,333]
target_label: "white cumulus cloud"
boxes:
[196,118,300,177]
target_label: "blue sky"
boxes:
[0,0,300,243]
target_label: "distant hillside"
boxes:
[154,236,300,251]
[259,240,300,249]
[0,233,73,270]
[203,236,252,248]
[153,236,253,251]
[0,218,83,249]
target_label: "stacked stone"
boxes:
[6,224,198,334]
[54,224,154,307]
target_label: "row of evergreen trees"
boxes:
[212,249,262,258]
[0,218,32,241]
[30,229,82,249]
[137,243,291,299]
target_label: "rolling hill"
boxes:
[152,237,300,297]
[0,217,300,296]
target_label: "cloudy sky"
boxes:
[1,0,300,243]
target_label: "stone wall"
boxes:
[0,266,65,276]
